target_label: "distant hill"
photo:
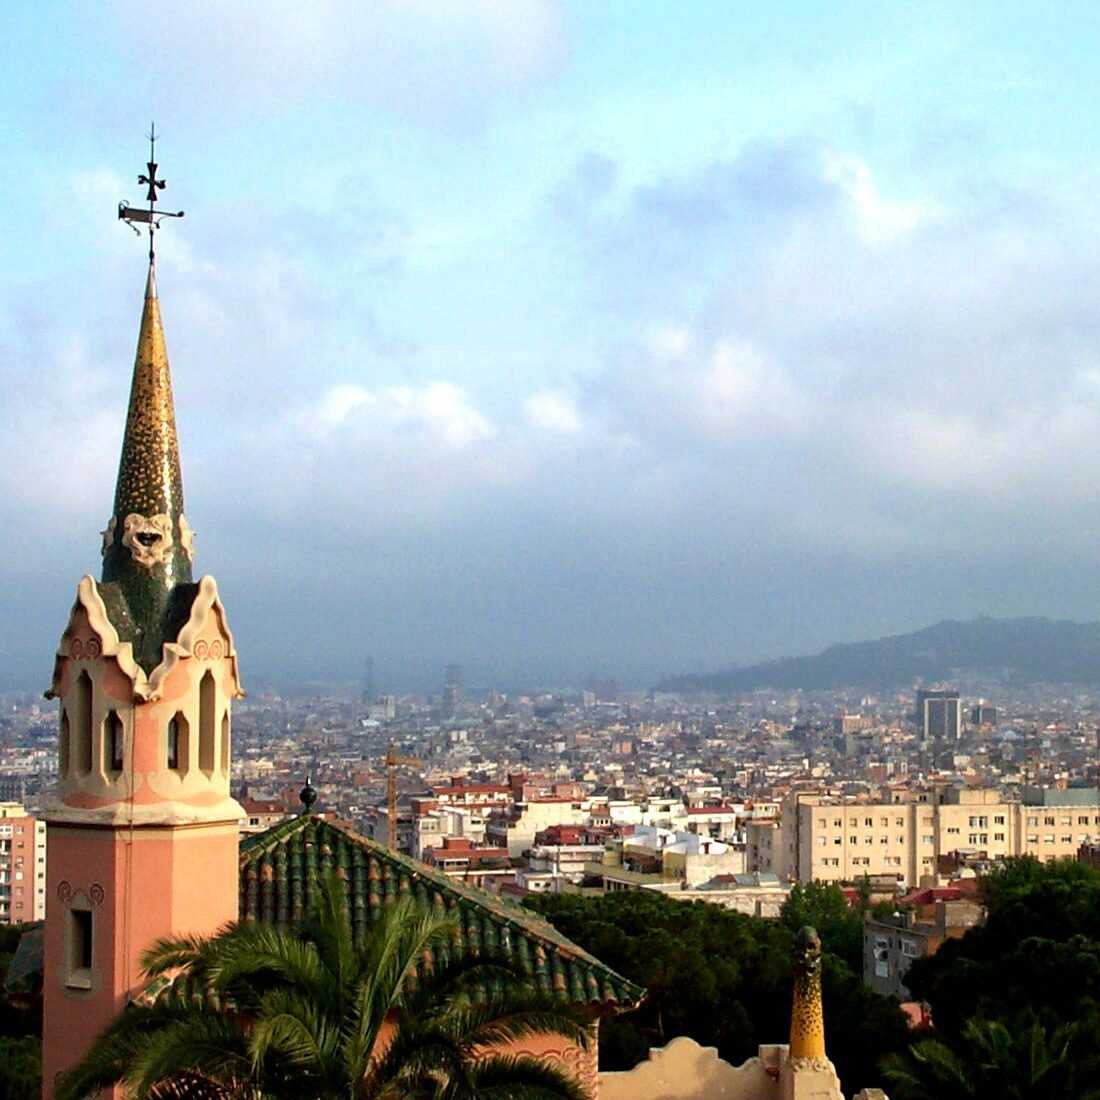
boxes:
[657,617,1100,694]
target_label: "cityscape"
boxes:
[7,5,1100,1100]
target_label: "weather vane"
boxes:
[118,122,184,265]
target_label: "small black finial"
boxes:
[299,776,318,813]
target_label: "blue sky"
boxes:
[6,2,1100,690]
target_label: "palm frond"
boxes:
[449,1053,591,1100]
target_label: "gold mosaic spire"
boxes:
[100,264,195,672]
[789,926,826,1059]
[112,265,185,522]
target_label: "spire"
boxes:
[789,926,826,1059]
[101,132,194,673]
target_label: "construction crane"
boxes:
[383,743,421,849]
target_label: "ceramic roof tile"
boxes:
[240,814,643,1011]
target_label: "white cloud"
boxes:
[822,151,940,246]
[525,389,582,433]
[298,381,493,448]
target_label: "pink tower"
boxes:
[41,243,244,1094]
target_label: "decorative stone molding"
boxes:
[47,574,244,704]
[599,1035,776,1100]
[120,512,174,569]
[790,1057,835,1073]
[178,514,195,562]
[100,517,116,556]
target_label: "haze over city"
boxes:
[7,3,1100,689]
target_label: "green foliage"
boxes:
[527,889,909,1095]
[882,1015,1100,1100]
[883,857,1100,1099]
[905,857,1100,1040]
[779,881,863,972]
[0,1036,41,1100]
[58,872,589,1100]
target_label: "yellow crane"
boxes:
[383,743,421,849]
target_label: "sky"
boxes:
[6,2,1100,691]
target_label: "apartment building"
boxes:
[0,802,47,923]
[773,787,1100,886]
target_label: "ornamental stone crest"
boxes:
[100,516,117,556]
[178,514,195,563]
[120,512,174,569]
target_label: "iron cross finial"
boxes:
[137,122,165,204]
[118,122,184,264]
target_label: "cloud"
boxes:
[10,133,1100,687]
[525,390,581,433]
[102,0,567,125]
[822,150,940,245]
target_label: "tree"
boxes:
[905,858,1100,1042]
[57,873,590,1100]
[881,1016,1100,1100]
[780,882,862,973]
[527,889,909,1095]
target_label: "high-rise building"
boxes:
[915,689,961,741]
[0,803,46,924]
[361,655,375,704]
[442,663,463,714]
[41,238,244,1091]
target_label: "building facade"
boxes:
[0,803,46,924]
[774,787,1100,886]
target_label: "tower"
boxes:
[41,140,243,1096]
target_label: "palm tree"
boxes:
[881,1016,1100,1100]
[57,873,592,1100]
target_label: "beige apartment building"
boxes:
[771,787,1100,886]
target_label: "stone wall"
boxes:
[598,1036,887,1100]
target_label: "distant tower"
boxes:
[362,656,375,704]
[41,142,243,1096]
[442,663,463,715]
[915,688,961,741]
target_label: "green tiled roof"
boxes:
[240,815,643,1012]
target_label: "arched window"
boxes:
[59,709,70,776]
[220,711,230,776]
[105,711,124,774]
[167,712,189,773]
[199,671,216,776]
[73,671,93,777]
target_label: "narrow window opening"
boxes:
[106,711,124,774]
[220,711,230,775]
[73,671,93,776]
[68,908,93,988]
[166,713,191,773]
[59,710,70,777]
[199,671,216,775]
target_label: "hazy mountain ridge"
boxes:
[658,616,1100,693]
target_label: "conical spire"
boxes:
[100,264,195,672]
[789,926,826,1059]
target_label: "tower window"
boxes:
[199,671,216,776]
[220,711,230,775]
[59,709,70,777]
[67,907,93,989]
[167,712,189,773]
[106,711,124,774]
[73,671,93,777]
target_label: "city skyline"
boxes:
[9,4,1100,688]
